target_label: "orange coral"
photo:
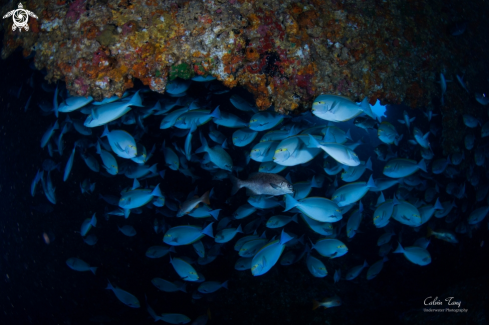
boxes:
[297,10,318,29]
[28,18,39,33]
[245,47,260,62]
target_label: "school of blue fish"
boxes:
[29,74,489,321]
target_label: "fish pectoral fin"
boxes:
[114,142,125,152]
[270,183,280,189]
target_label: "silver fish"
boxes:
[230,173,294,196]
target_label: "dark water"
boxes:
[1,40,489,325]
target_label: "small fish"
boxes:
[170,256,199,282]
[249,112,284,131]
[80,214,97,237]
[366,257,388,280]
[468,206,489,224]
[80,178,96,194]
[83,234,98,246]
[310,238,348,258]
[383,158,427,178]
[397,110,415,134]
[66,258,97,274]
[456,74,469,93]
[106,280,140,308]
[40,120,59,148]
[345,260,368,280]
[285,195,342,223]
[374,144,397,161]
[63,145,76,182]
[354,116,378,132]
[393,242,431,266]
[427,227,458,243]
[230,172,294,196]
[251,230,293,276]
[102,126,137,159]
[475,93,489,106]
[463,114,479,128]
[198,280,228,294]
[152,278,187,292]
[118,225,137,237]
[312,295,342,310]
[334,269,341,282]
[312,95,375,122]
[215,225,243,243]
[177,191,210,217]
[196,134,233,171]
[84,91,143,128]
[306,255,328,278]
[308,135,360,167]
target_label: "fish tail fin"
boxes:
[201,190,210,206]
[102,125,110,138]
[394,134,403,146]
[366,175,376,189]
[91,213,97,227]
[132,178,140,190]
[229,174,242,196]
[418,159,427,173]
[169,246,176,253]
[434,198,443,210]
[363,260,369,268]
[124,209,131,219]
[209,209,221,220]
[236,224,243,233]
[311,175,321,188]
[202,222,214,238]
[195,133,208,154]
[90,267,98,275]
[106,279,114,290]
[128,90,143,107]
[53,120,59,130]
[307,134,320,148]
[360,97,376,120]
[179,282,187,293]
[427,226,433,238]
[280,229,293,245]
[210,105,221,119]
[284,194,299,212]
[365,157,373,171]
[149,163,158,175]
[96,141,102,155]
[90,182,96,192]
[222,280,229,289]
[159,170,166,179]
[312,300,320,311]
[393,242,404,254]
[151,184,163,198]
[291,214,298,223]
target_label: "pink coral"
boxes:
[74,77,89,95]
[336,78,350,93]
[66,0,86,23]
